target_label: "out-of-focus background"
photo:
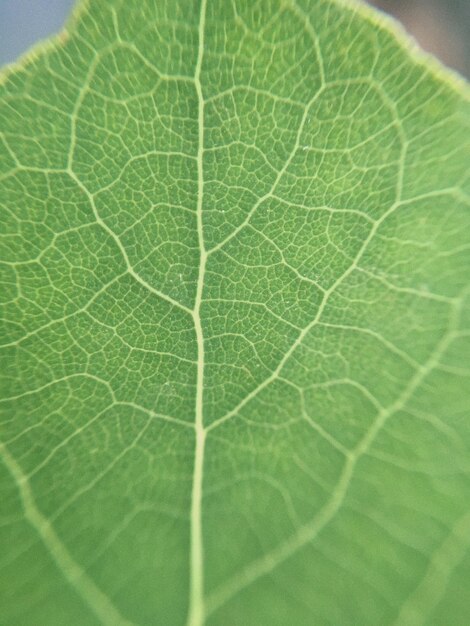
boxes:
[372,0,469,77]
[0,0,469,77]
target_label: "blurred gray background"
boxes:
[0,0,469,77]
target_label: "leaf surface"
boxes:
[1,1,469,624]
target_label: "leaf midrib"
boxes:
[187,0,208,625]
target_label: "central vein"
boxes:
[188,0,208,625]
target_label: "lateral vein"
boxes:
[0,443,132,626]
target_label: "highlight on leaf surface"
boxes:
[1,1,469,625]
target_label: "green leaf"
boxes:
[1,0,469,624]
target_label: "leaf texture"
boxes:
[1,0,470,624]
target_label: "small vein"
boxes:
[68,169,193,316]
[207,76,410,433]
[206,81,326,256]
